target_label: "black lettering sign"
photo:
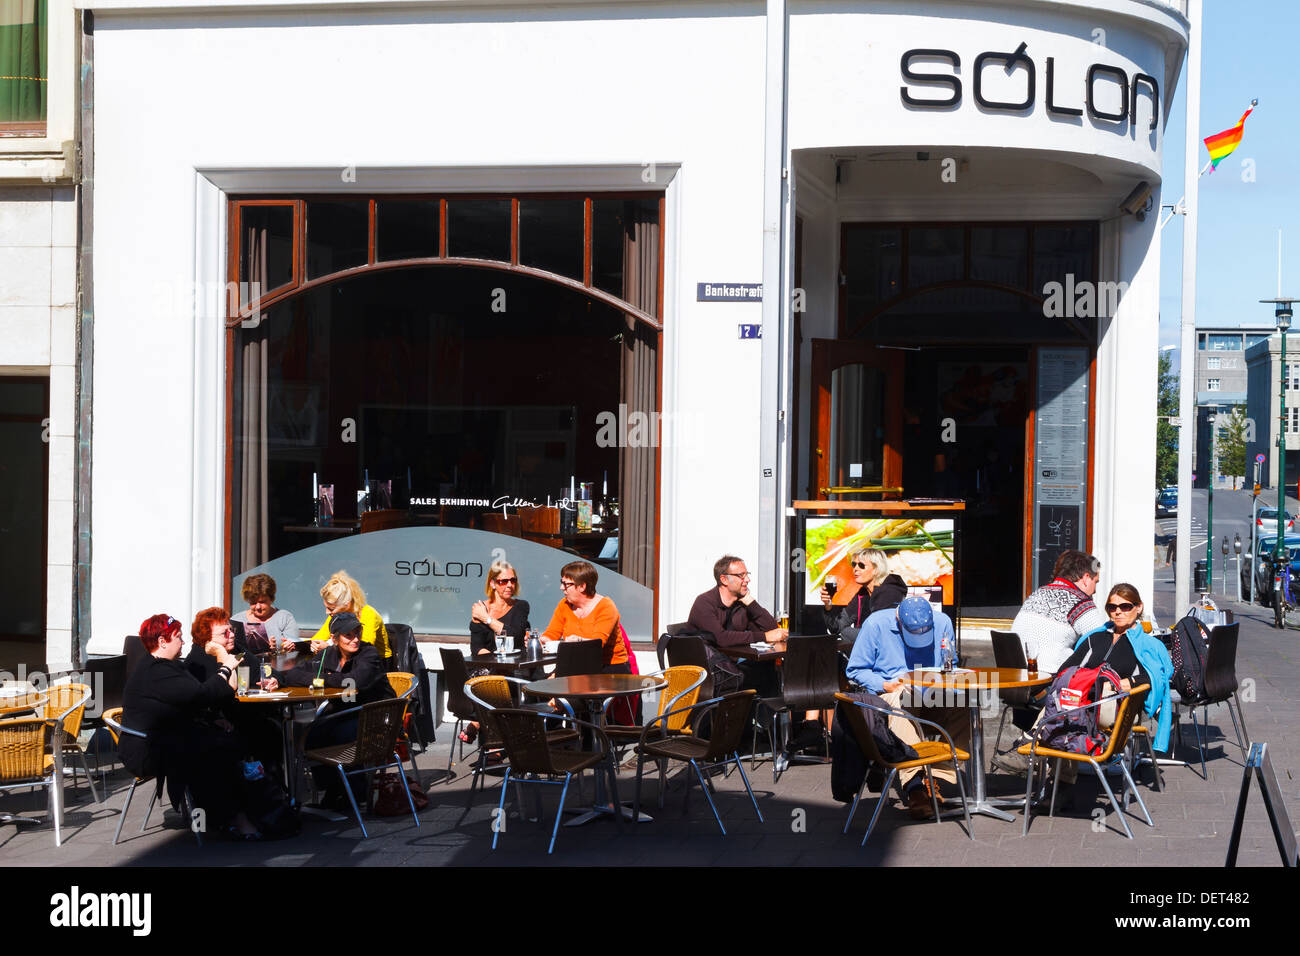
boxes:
[1045,57,1082,117]
[974,48,1034,111]
[900,49,961,107]
[1086,63,1129,123]
[1131,72,1159,130]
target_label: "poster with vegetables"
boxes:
[804,518,954,606]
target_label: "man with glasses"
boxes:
[687,555,787,648]
[1010,550,1107,674]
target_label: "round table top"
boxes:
[0,683,47,716]
[472,653,558,673]
[899,667,1052,691]
[524,673,668,699]
[236,685,350,703]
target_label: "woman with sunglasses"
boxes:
[459,561,531,743]
[820,548,908,641]
[1058,582,1151,693]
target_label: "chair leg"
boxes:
[47,779,62,848]
[1049,758,1061,818]
[548,773,572,854]
[633,753,646,821]
[691,760,726,835]
[731,752,763,823]
[393,756,421,828]
[1225,699,1247,754]
[926,766,941,825]
[606,761,623,832]
[78,750,101,805]
[1119,759,1153,828]
[1022,758,1036,837]
[862,768,897,846]
[991,705,1011,764]
[492,770,510,849]
[844,775,867,834]
[954,761,973,841]
[113,778,138,846]
[184,788,202,848]
[1092,761,1133,839]
[1233,691,1250,746]
[338,765,368,839]
[1189,708,1207,777]
[657,758,667,810]
[140,781,161,833]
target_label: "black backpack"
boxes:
[1169,615,1209,702]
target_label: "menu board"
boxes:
[1033,348,1089,585]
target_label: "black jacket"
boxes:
[275,643,395,707]
[119,654,235,779]
[869,574,908,613]
[469,599,531,657]
[829,689,919,803]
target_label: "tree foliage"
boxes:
[1215,405,1249,490]
[1156,350,1179,488]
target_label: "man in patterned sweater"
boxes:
[1010,551,1107,673]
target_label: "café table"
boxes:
[523,672,668,824]
[471,650,557,676]
[235,685,349,806]
[0,683,61,829]
[899,666,1051,822]
[712,636,854,663]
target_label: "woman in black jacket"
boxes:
[820,549,909,643]
[121,613,263,839]
[461,561,531,742]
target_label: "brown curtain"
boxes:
[238,226,269,571]
[619,207,659,588]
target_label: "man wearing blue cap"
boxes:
[845,595,970,818]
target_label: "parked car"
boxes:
[1156,487,1177,516]
[1256,508,1295,537]
[1241,534,1300,605]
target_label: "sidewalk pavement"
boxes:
[1,580,1294,866]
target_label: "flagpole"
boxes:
[1175,0,1203,614]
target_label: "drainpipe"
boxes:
[72,10,94,667]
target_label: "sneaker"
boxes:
[906,780,935,820]
[990,748,1031,775]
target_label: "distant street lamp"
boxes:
[1262,297,1297,566]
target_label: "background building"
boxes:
[1246,332,1300,491]
[1193,325,1272,488]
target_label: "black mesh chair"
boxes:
[554,639,604,678]
[656,622,693,670]
[665,634,714,700]
[1175,623,1248,776]
[990,630,1037,761]
[80,655,127,784]
[756,635,841,782]
[123,635,148,680]
[439,647,478,781]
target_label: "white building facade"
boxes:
[76,0,1188,656]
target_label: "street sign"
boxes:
[1257,453,1267,464]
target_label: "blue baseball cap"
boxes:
[897,596,935,647]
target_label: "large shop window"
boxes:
[228,193,661,635]
[0,0,46,132]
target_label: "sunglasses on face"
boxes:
[495,578,517,586]
[1105,602,1136,614]
[851,561,868,569]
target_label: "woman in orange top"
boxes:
[542,560,627,672]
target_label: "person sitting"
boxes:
[185,607,241,719]
[1010,550,1107,674]
[120,613,263,840]
[265,612,395,809]
[845,596,970,819]
[687,555,786,697]
[461,561,531,743]
[232,573,300,655]
[309,570,391,665]
[821,548,907,643]
[541,560,627,673]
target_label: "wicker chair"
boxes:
[834,692,973,845]
[463,675,577,807]
[0,716,63,846]
[101,707,202,847]
[1018,684,1153,840]
[303,697,420,838]
[386,671,424,788]
[604,665,707,763]
[482,707,618,854]
[632,690,764,835]
[43,683,100,804]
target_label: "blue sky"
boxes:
[1159,0,1300,347]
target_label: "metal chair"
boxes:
[0,715,65,846]
[386,671,424,788]
[554,639,604,677]
[756,635,840,782]
[303,697,420,838]
[463,675,577,807]
[101,707,202,847]
[632,690,763,834]
[989,629,1036,761]
[482,707,619,854]
[604,664,707,763]
[438,647,478,781]
[1019,684,1153,839]
[834,692,973,845]
[42,683,100,804]
[665,633,715,700]
[1175,623,1248,777]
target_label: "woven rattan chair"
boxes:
[0,715,63,846]
[44,683,100,804]
[834,692,973,845]
[482,707,618,854]
[463,675,577,807]
[386,671,424,788]
[604,665,707,763]
[303,697,420,838]
[1018,684,1153,839]
[632,690,763,835]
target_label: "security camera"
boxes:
[1119,181,1153,219]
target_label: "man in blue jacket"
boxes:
[846,596,970,818]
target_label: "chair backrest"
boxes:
[0,717,50,782]
[990,630,1031,705]
[82,655,127,720]
[481,512,522,537]
[360,509,408,534]
[1096,684,1149,762]
[555,639,604,678]
[464,674,519,711]
[780,635,842,711]
[45,683,92,739]
[482,707,558,775]
[701,690,757,760]
[656,623,691,670]
[387,672,415,699]
[519,506,562,547]
[833,692,892,767]
[101,707,124,746]
[658,666,707,732]
[386,623,417,675]
[123,634,149,679]
[439,648,476,720]
[352,697,408,766]
[1203,623,1240,703]
[665,634,714,699]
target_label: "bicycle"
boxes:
[1273,561,1300,629]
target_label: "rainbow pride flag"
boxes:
[1204,105,1254,170]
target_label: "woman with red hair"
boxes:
[120,613,263,840]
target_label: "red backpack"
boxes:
[1037,661,1124,756]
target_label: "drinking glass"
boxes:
[236,666,250,695]
[1024,640,1038,675]
[495,633,507,657]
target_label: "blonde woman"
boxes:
[460,561,531,744]
[309,570,391,662]
[820,548,908,642]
